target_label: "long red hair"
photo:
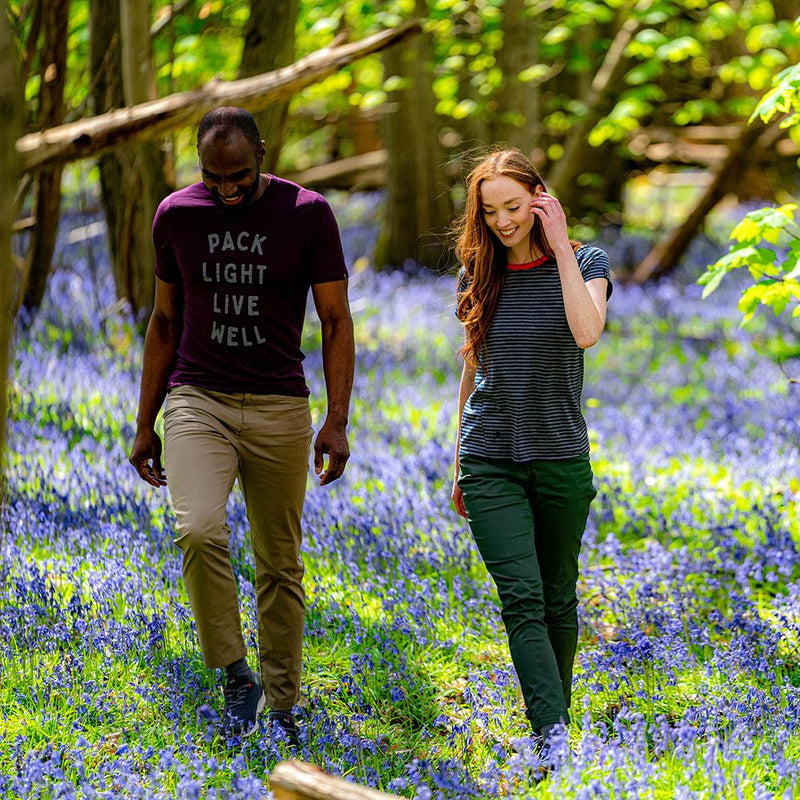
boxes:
[454,149,578,367]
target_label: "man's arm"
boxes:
[311,279,354,486]
[129,277,183,486]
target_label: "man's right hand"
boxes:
[129,428,167,487]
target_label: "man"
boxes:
[129,107,354,743]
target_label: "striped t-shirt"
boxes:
[458,245,612,461]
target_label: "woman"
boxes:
[451,149,611,745]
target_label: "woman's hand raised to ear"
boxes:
[530,192,571,253]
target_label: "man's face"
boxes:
[198,129,265,209]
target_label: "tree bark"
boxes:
[19,0,43,89]
[116,0,171,325]
[21,0,69,315]
[489,0,541,156]
[89,0,125,293]
[0,0,24,498]
[284,150,386,190]
[17,21,422,173]
[374,1,453,270]
[271,760,402,800]
[238,0,300,173]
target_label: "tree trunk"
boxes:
[449,5,489,152]
[238,0,300,174]
[374,0,453,270]
[18,22,422,173]
[117,0,171,326]
[489,0,541,156]
[547,0,647,217]
[0,0,24,498]
[21,0,69,315]
[19,0,43,89]
[89,0,125,291]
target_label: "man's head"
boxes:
[197,107,266,209]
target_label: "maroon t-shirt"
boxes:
[153,175,348,396]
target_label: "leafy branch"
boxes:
[699,43,800,326]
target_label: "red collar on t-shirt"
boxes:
[507,254,549,271]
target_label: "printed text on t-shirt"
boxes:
[202,230,269,348]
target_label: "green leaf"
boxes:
[699,268,727,297]
[627,29,669,58]
[452,99,477,120]
[730,205,798,245]
[745,24,781,53]
[656,36,703,63]
[543,25,571,45]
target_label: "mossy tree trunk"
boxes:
[20,0,68,316]
[489,0,541,157]
[0,0,23,498]
[89,0,125,300]
[116,0,171,327]
[374,0,453,270]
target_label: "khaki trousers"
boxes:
[163,385,312,710]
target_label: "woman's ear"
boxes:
[533,184,544,197]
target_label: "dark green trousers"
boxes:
[458,453,596,730]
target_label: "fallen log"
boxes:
[284,150,387,190]
[16,20,420,174]
[271,760,403,800]
[631,119,781,283]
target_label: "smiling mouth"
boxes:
[219,193,242,205]
[498,227,518,238]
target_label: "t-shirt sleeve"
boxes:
[577,245,612,299]
[152,196,181,284]
[308,196,349,284]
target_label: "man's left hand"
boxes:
[314,419,350,485]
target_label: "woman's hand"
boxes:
[452,479,467,519]
[530,191,571,252]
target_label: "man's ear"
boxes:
[257,140,266,165]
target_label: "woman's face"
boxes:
[479,175,541,261]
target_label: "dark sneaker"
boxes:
[222,673,265,737]
[268,710,300,748]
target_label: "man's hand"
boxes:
[129,428,167,487]
[313,419,349,486]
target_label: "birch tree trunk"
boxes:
[21,0,68,315]
[374,0,453,270]
[238,0,300,174]
[0,0,23,496]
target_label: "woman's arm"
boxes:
[532,191,608,348]
[553,249,608,348]
[452,338,477,518]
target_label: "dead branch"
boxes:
[16,21,421,174]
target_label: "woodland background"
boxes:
[1,2,800,798]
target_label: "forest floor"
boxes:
[2,194,799,798]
